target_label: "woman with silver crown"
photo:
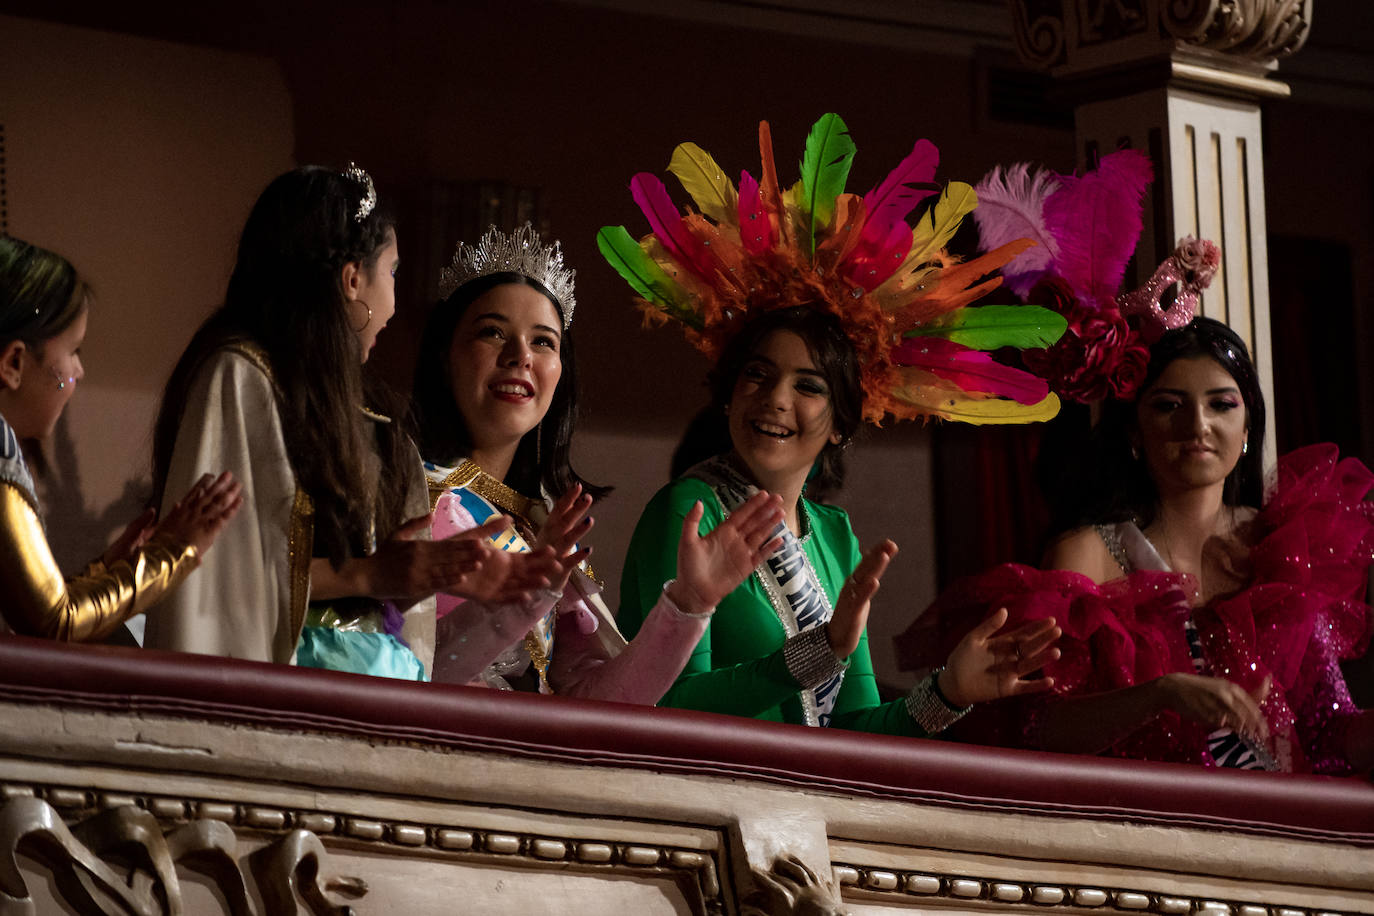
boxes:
[607,114,1067,734]
[146,165,560,678]
[414,223,786,698]
[0,236,241,641]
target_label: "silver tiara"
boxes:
[342,161,376,222]
[438,223,576,328]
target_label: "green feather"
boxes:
[906,305,1067,350]
[595,226,700,328]
[798,113,856,257]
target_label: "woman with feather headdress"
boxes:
[607,114,1067,734]
[902,153,1374,773]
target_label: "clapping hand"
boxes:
[939,608,1061,707]
[827,540,899,658]
[153,471,244,555]
[664,492,785,616]
[532,483,595,594]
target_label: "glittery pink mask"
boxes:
[1117,237,1220,342]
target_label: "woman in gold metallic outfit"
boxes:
[0,236,242,641]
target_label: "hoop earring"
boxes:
[350,297,373,333]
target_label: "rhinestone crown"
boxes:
[438,223,576,328]
[342,162,376,222]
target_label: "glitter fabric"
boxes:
[906,444,1374,773]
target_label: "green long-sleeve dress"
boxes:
[619,475,931,736]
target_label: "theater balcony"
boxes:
[0,635,1370,915]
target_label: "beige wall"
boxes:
[0,14,293,568]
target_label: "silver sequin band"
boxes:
[783,626,847,690]
[905,667,971,735]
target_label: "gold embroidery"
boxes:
[288,488,315,647]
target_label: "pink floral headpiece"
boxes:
[972,150,1219,402]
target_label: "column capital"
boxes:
[1011,0,1312,93]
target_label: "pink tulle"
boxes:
[901,445,1374,773]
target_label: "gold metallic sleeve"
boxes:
[0,483,200,642]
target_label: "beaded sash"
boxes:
[688,456,843,727]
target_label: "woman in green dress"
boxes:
[619,307,1062,734]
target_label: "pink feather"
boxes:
[855,139,939,263]
[972,162,1061,298]
[842,220,911,291]
[891,337,1049,404]
[630,172,713,280]
[737,169,773,256]
[1041,149,1153,308]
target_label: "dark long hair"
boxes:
[413,271,606,501]
[1041,316,1266,534]
[0,236,90,355]
[670,306,863,501]
[152,165,411,565]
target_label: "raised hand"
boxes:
[1157,672,1271,742]
[102,506,157,567]
[827,540,898,658]
[156,471,243,555]
[532,483,596,592]
[665,492,785,616]
[940,608,1061,707]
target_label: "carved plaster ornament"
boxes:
[1012,0,1312,69]
[741,854,848,916]
[0,796,366,916]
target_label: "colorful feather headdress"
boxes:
[597,113,1068,425]
[973,149,1221,403]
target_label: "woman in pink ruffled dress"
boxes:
[915,317,1373,773]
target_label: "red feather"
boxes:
[630,172,714,280]
[737,169,773,256]
[857,139,939,257]
[891,337,1049,404]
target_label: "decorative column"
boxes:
[1011,0,1313,456]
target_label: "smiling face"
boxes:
[1134,355,1248,498]
[447,282,563,455]
[350,230,398,361]
[727,329,840,492]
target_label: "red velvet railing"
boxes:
[2,634,1371,845]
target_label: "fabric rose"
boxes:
[1023,280,1151,403]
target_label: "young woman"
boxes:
[414,224,785,700]
[922,318,1374,772]
[0,236,240,641]
[145,166,547,678]
[619,307,1062,734]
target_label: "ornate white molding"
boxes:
[0,795,365,915]
[833,861,1358,915]
[1011,0,1313,74]
[1,781,727,915]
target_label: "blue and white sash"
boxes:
[688,456,844,727]
[424,459,558,692]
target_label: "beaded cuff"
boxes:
[783,626,847,690]
[905,667,972,734]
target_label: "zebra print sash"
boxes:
[688,456,844,727]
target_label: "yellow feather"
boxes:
[667,143,739,225]
[894,387,1061,425]
[905,182,978,267]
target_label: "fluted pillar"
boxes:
[1011,0,1314,456]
